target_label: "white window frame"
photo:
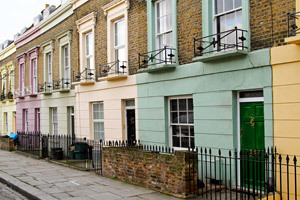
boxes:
[76,12,96,74]
[2,70,7,95]
[168,96,194,149]
[92,102,104,140]
[31,59,38,94]
[21,64,25,96]
[52,107,58,135]
[47,52,52,89]
[4,112,8,133]
[155,0,173,50]
[103,0,129,73]
[63,44,70,80]
[10,70,14,95]
[24,109,28,132]
[213,0,242,49]
[113,18,126,71]
[85,32,94,70]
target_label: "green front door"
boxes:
[240,102,265,188]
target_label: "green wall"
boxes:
[136,48,273,153]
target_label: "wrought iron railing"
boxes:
[38,82,52,93]
[73,68,95,82]
[5,92,13,100]
[138,46,176,69]
[53,78,72,90]
[0,93,5,101]
[194,27,248,57]
[98,60,127,78]
[287,12,300,37]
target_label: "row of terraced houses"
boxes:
[1,0,300,198]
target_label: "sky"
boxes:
[0,0,67,44]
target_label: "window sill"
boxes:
[29,93,38,97]
[18,96,25,99]
[138,64,176,73]
[98,74,128,81]
[1,100,7,103]
[58,88,71,93]
[285,35,300,45]
[40,91,52,95]
[8,99,14,102]
[72,80,95,86]
[193,49,249,63]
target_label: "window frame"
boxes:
[23,109,28,132]
[52,107,58,135]
[113,18,126,71]
[92,102,104,141]
[2,70,7,95]
[20,63,25,96]
[31,58,38,94]
[46,52,53,90]
[63,44,70,80]
[84,32,94,70]
[155,0,173,50]
[4,112,8,133]
[168,96,194,149]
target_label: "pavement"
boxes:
[0,182,28,200]
[0,150,179,200]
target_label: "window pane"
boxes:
[179,99,186,111]
[215,0,223,14]
[171,112,178,123]
[188,99,193,111]
[172,136,180,147]
[181,126,189,137]
[181,137,189,148]
[236,10,242,28]
[188,112,194,124]
[125,100,135,107]
[170,99,177,111]
[225,12,235,29]
[190,126,194,136]
[179,112,187,123]
[235,0,242,8]
[224,0,233,12]
[172,125,179,136]
[117,20,125,46]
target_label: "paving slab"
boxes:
[0,150,180,200]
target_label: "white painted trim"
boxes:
[168,96,193,148]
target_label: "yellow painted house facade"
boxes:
[0,43,17,135]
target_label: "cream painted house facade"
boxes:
[0,43,16,135]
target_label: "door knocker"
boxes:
[250,117,255,127]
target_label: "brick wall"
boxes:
[250,0,295,50]
[0,137,14,151]
[177,0,202,65]
[102,147,198,198]
[15,13,77,91]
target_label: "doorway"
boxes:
[239,91,265,188]
[125,100,136,144]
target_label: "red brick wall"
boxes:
[102,147,198,198]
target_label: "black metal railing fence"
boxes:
[288,12,300,37]
[99,60,127,78]
[194,27,248,57]
[138,46,176,69]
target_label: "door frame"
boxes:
[124,100,136,141]
[237,90,264,185]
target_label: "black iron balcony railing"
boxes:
[0,93,5,101]
[287,12,300,37]
[73,68,95,82]
[138,46,176,69]
[53,78,71,90]
[194,27,248,57]
[38,82,52,93]
[5,92,13,100]
[99,60,127,78]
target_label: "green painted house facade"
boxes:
[136,0,273,154]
